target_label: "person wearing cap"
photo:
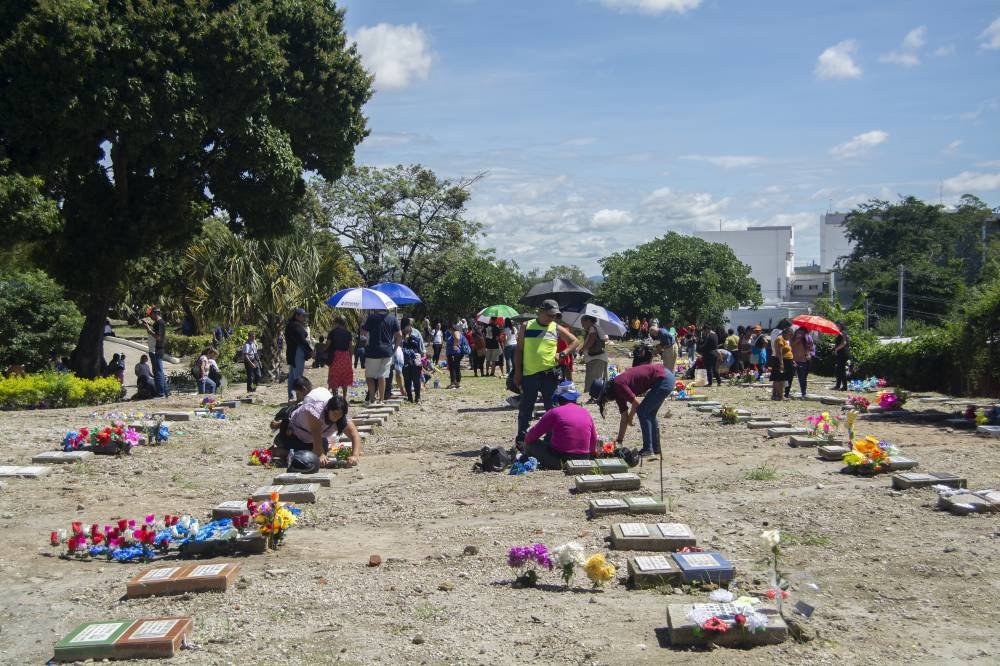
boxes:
[649,318,677,372]
[522,381,598,469]
[284,307,313,402]
[590,351,675,458]
[362,307,402,404]
[141,306,170,397]
[514,299,580,445]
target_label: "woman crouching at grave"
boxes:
[275,387,362,468]
[590,347,675,459]
[521,381,598,469]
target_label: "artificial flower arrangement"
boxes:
[842,436,899,475]
[52,514,184,562]
[728,370,757,386]
[325,444,354,469]
[582,553,616,588]
[846,394,870,412]
[805,411,841,441]
[848,376,887,393]
[720,406,740,425]
[876,389,909,410]
[507,542,616,589]
[973,408,990,426]
[246,491,301,549]
[507,543,554,587]
[845,410,858,442]
[249,448,273,466]
[201,396,218,407]
[688,589,772,638]
[508,456,539,475]
[674,380,696,399]
[62,422,141,455]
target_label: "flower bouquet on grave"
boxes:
[249,492,301,550]
[552,542,586,587]
[842,436,897,475]
[848,376,882,393]
[62,423,140,455]
[582,553,616,589]
[325,444,353,469]
[760,529,789,614]
[845,410,858,442]
[974,408,989,426]
[846,394,870,413]
[507,543,554,587]
[52,514,180,562]
[201,396,217,407]
[689,590,771,639]
[720,406,739,425]
[508,456,538,475]
[248,448,273,466]
[805,411,841,442]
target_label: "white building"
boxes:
[695,226,793,304]
[820,212,854,271]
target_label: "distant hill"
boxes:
[588,275,604,285]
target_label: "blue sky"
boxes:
[339,0,1000,274]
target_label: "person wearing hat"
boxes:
[362,307,402,404]
[284,307,313,402]
[514,299,580,445]
[141,306,170,397]
[521,381,598,469]
[649,318,677,372]
[590,351,675,458]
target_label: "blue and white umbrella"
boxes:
[371,282,422,305]
[325,287,398,310]
[560,302,627,337]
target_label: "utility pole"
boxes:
[864,296,870,331]
[897,264,905,337]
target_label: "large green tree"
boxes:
[0,0,371,377]
[313,165,484,294]
[0,269,84,370]
[422,254,526,325]
[597,232,762,324]
[839,196,996,322]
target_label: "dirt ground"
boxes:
[1,345,999,665]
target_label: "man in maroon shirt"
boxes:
[590,350,675,457]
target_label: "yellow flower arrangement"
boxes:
[583,553,616,588]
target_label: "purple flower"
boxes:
[531,543,554,570]
[508,546,531,568]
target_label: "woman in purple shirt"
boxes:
[523,381,598,469]
[590,345,675,458]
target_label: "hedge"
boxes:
[0,372,123,410]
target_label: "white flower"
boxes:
[745,611,769,633]
[552,542,586,567]
[709,589,734,603]
[760,529,781,549]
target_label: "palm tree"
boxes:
[185,220,358,382]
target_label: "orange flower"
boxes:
[270,490,280,503]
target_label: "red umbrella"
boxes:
[792,315,840,336]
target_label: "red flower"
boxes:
[92,533,103,545]
[702,617,729,633]
[117,519,128,531]
[50,531,59,546]
[71,521,83,535]
[734,613,747,626]
[90,523,99,537]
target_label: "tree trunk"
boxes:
[259,315,285,383]
[71,292,113,379]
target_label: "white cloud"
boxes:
[902,26,927,50]
[599,0,701,15]
[934,45,955,57]
[959,99,999,121]
[879,51,920,67]
[835,193,872,210]
[977,160,1000,168]
[562,137,596,146]
[679,154,766,169]
[942,171,1000,193]
[815,40,862,79]
[640,187,730,227]
[590,209,634,229]
[829,130,888,158]
[943,140,963,154]
[979,17,1000,50]
[352,23,432,90]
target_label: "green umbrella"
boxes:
[477,304,519,322]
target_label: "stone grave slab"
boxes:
[817,445,850,461]
[352,417,385,427]
[937,492,1000,515]
[153,411,191,422]
[212,500,250,520]
[624,496,667,514]
[627,554,682,588]
[595,458,629,474]
[766,427,809,438]
[686,401,721,409]
[179,529,266,557]
[610,522,696,551]
[747,420,790,430]
[252,484,318,503]
[240,397,255,404]
[32,450,95,464]
[53,617,193,661]
[695,404,723,412]
[564,459,599,475]
[666,604,787,648]
[977,425,1000,438]
[219,400,238,408]
[574,473,641,492]
[337,432,367,442]
[0,465,49,478]
[917,397,950,403]
[353,424,373,435]
[892,472,966,490]
[126,562,240,598]
[588,498,629,516]
[671,551,735,584]
[683,394,710,402]
[788,436,848,448]
[819,396,846,406]
[711,408,752,417]
[803,394,833,401]
[273,472,332,487]
[888,456,918,471]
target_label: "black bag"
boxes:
[475,445,511,472]
[302,344,314,361]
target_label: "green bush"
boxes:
[166,333,214,359]
[0,372,122,410]
[0,269,83,370]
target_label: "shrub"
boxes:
[0,372,121,410]
[0,269,84,370]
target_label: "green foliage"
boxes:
[0,160,61,241]
[0,0,372,376]
[312,165,484,291]
[0,269,84,370]
[0,372,121,410]
[423,254,527,324]
[598,232,762,324]
[745,463,778,481]
[954,278,1000,395]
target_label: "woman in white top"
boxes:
[242,331,261,392]
[196,347,217,394]
[431,324,444,364]
[579,315,609,399]
[502,320,519,375]
[283,390,363,467]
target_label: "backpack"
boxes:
[475,445,511,472]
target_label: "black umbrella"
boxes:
[520,278,595,308]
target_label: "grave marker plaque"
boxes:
[0,465,49,478]
[627,554,681,588]
[671,551,735,584]
[212,500,249,520]
[564,459,599,475]
[887,455,918,471]
[937,492,999,515]
[53,617,193,661]
[666,604,787,647]
[977,425,1000,438]
[767,427,809,438]
[892,472,966,490]
[817,445,850,461]
[747,420,790,430]
[154,411,191,422]
[610,522,696,551]
[273,472,332,487]
[624,496,666,514]
[126,562,241,598]
[32,451,94,464]
[588,498,629,516]
[252,483,318,503]
[595,458,629,474]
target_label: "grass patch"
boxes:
[744,463,779,481]
[782,531,832,547]
[412,602,444,620]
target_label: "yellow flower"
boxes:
[843,451,866,465]
[821,412,830,420]
[584,553,615,585]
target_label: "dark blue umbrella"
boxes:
[371,282,422,305]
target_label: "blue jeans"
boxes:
[198,377,217,394]
[636,373,675,454]
[503,346,516,373]
[517,369,559,442]
[152,351,170,397]
[286,346,305,399]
